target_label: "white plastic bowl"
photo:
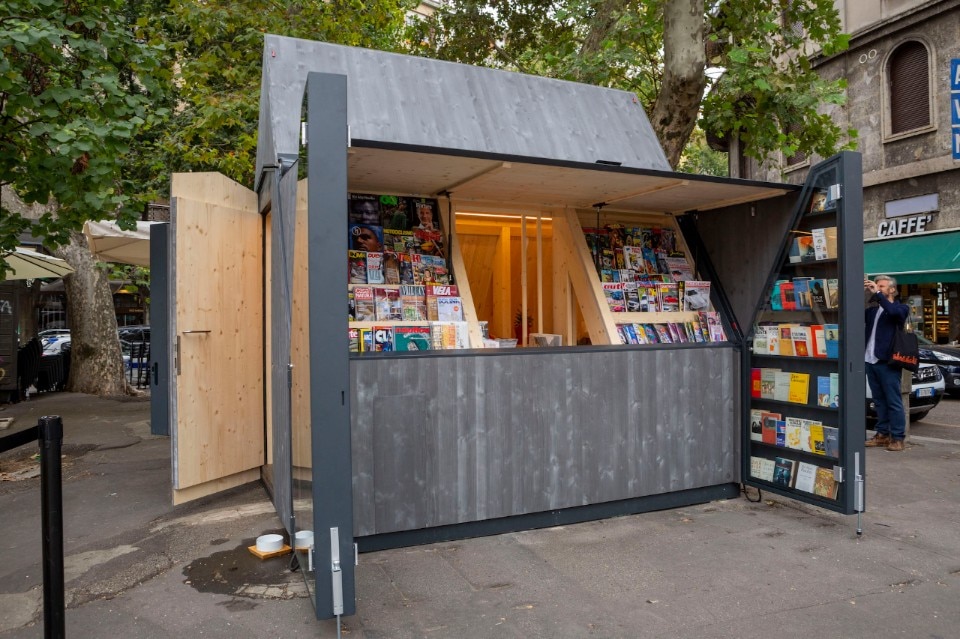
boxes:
[256,534,284,552]
[295,530,314,549]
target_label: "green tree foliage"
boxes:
[146,0,417,190]
[702,0,856,165]
[676,126,728,177]
[408,0,855,170]
[0,0,167,261]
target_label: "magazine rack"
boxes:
[551,209,730,346]
[743,152,865,515]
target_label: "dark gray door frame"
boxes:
[149,222,170,437]
[306,71,355,619]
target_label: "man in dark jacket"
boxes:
[864,274,910,451]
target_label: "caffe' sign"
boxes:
[877,214,933,237]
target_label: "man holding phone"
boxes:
[864,274,910,451]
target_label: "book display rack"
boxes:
[744,153,865,515]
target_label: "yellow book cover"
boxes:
[779,325,795,356]
[808,424,826,455]
[788,372,810,404]
[813,467,838,498]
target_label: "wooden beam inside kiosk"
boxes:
[455,207,556,345]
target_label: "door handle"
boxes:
[177,331,211,375]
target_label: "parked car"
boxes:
[866,362,945,424]
[118,325,150,345]
[38,328,71,339]
[916,335,960,397]
[41,332,71,356]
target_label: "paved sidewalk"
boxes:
[1,393,959,638]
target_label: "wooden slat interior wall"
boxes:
[455,216,555,342]
[351,346,739,536]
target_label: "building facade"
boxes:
[745,0,960,343]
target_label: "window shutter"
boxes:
[890,41,930,134]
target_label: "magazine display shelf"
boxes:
[743,152,865,515]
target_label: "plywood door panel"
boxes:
[291,179,312,471]
[171,173,263,505]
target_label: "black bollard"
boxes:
[39,416,65,639]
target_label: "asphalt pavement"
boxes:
[1,392,959,638]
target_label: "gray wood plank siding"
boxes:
[257,36,670,183]
[268,166,299,531]
[351,346,740,537]
[691,195,798,331]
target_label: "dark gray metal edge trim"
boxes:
[355,483,741,553]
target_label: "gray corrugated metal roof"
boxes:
[256,35,670,184]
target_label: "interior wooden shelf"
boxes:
[609,311,702,323]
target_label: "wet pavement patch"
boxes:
[182,531,309,600]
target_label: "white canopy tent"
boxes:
[1,247,75,280]
[82,220,156,267]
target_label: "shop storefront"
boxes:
[865,229,960,343]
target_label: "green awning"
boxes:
[864,230,960,285]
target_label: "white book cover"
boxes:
[794,462,818,493]
[774,371,792,402]
[758,458,776,482]
[811,228,828,260]
[436,296,464,322]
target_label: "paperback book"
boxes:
[400,284,427,321]
[366,251,384,285]
[353,287,376,322]
[373,326,394,352]
[664,257,695,282]
[603,283,626,312]
[348,250,367,284]
[682,280,711,311]
[394,325,432,351]
[373,287,402,321]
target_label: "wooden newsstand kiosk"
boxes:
[158,36,865,620]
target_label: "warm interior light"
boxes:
[456,212,553,221]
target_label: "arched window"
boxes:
[888,41,931,135]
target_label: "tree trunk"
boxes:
[576,0,627,71]
[55,230,133,396]
[650,0,707,168]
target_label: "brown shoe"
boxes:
[865,433,891,447]
[886,439,905,452]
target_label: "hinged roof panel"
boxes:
[256,35,670,183]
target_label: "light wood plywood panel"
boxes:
[265,211,273,465]
[457,232,499,323]
[292,179,312,470]
[553,209,618,344]
[171,173,263,505]
[345,147,791,215]
[456,216,556,341]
